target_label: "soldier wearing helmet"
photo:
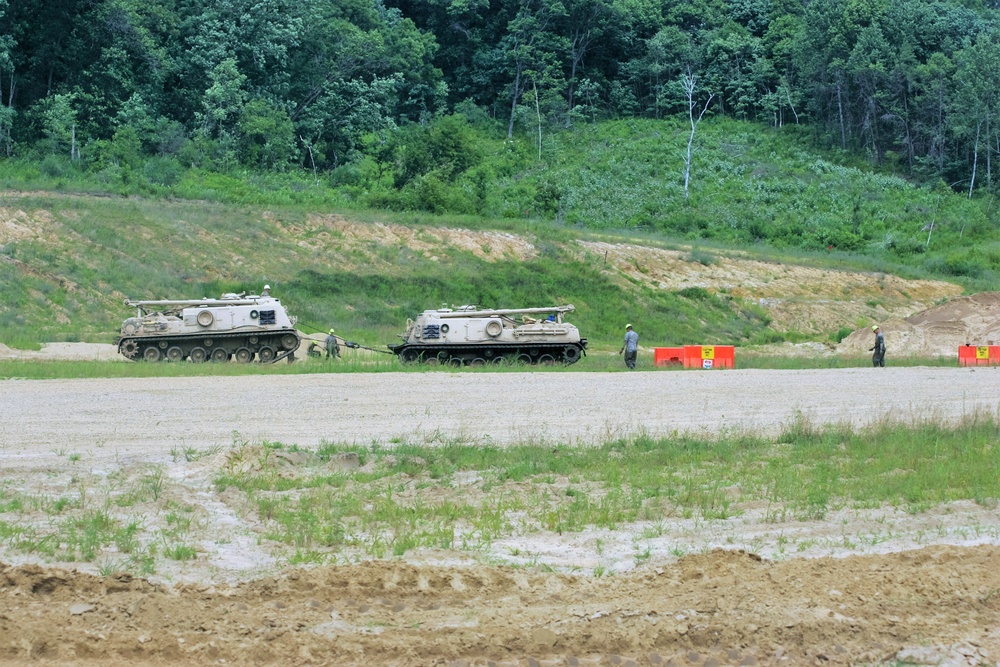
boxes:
[325,328,341,359]
[869,325,886,367]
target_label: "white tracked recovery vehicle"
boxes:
[116,292,301,363]
[389,304,587,365]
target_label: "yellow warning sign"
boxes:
[977,346,990,359]
[701,346,715,360]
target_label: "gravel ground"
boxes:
[2,366,998,464]
[3,368,1000,666]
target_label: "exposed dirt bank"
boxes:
[2,546,998,666]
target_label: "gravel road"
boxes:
[3,367,998,464]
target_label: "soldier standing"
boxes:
[619,323,639,369]
[869,325,886,367]
[325,329,341,358]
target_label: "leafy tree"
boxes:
[558,0,620,126]
[237,98,295,169]
[952,33,1000,193]
[392,114,482,187]
[498,0,568,139]
[0,0,14,154]
[198,58,247,139]
[34,92,79,158]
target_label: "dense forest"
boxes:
[4,1,1000,221]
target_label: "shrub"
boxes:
[39,155,70,178]
[677,287,711,300]
[830,326,853,343]
[144,157,183,186]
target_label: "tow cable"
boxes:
[298,322,394,355]
[343,341,394,355]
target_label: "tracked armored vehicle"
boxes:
[389,305,587,365]
[116,292,301,363]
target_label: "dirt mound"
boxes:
[2,546,998,665]
[837,292,1000,357]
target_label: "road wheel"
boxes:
[447,357,462,367]
[280,333,298,350]
[143,347,162,362]
[234,347,253,363]
[401,349,419,363]
[211,347,229,362]
[515,353,532,365]
[538,354,556,366]
[189,347,207,363]
[166,346,184,362]
[469,357,486,367]
[258,346,275,363]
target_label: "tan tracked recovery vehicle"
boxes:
[389,304,587,365]
[116,292,301,363]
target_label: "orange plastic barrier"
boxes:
[682,345,735,369]
[653,347,685,367]
[958,345,1000,366]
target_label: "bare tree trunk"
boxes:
[507,65,523,140]
[682,71,714,200]
[936,82,945,172]
[564,28,591,128]
[970,120,982,199]
[71,123,76,160]
[534,81,542,161]
[300,135,318,183]
[836,79,846,149]
[987,116,992,188]
[783,80,800,124]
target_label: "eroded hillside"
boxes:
[0,195,963,347]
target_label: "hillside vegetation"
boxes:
[0,176,965,353]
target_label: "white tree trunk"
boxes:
[970,120,982,199]
[534,81,542,161]
[783,80,799,124]
[682,72,714,200]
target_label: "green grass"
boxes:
[211,414,1000,559]
[1,415,996,572]
[0,351,966,380]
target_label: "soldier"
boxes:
[869,325,886,367]
[261,284,271,297]
[326,329,341,358]
[619,323,639,369]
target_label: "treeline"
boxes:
[3,0,1000,192]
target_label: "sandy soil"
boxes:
[2,369,1000,665]
[2,547,999,666]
